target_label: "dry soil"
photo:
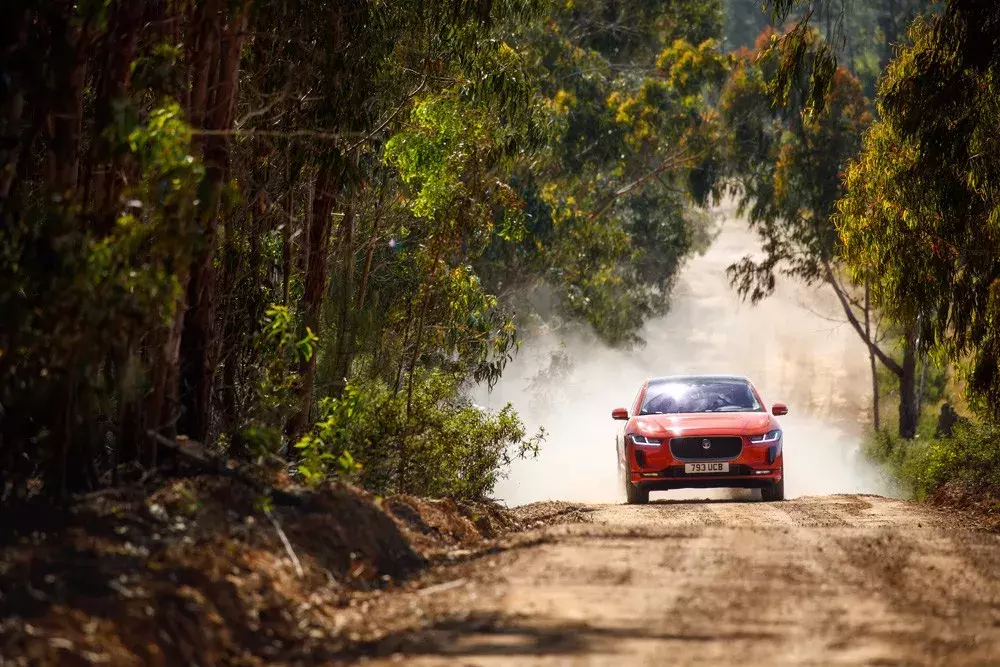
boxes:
[355,494,1000,666]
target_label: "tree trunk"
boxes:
[916,350,930,413]
[47,13,89,196]
[282,171,295,306]
[392,297,415,394]
[898,325,919,439]
[179,5,248,442]
[222,350,244,459]
[330,206,357,398]
[864,280,880,430]
[0,4,30,200]
[142,296,188,466]
[88,0,142,232]
[286,162,339,441]
[185,0,221,151]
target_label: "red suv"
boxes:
[612,375,787,504]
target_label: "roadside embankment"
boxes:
[0,474,526,666]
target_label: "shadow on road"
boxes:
[337,611,780,661]
[646,497,761,506]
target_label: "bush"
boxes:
[864,421,1000,499]
[294,369,543,500]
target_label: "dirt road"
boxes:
[356,495,1000,666]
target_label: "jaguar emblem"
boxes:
[702,438,712,450]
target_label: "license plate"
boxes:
[684,462,729,474]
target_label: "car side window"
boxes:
[631,387,644,416]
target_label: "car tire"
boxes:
[761,478,785,502]
[625,479,649,505]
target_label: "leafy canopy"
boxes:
[837,3,1000,418]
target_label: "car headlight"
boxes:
[629,434,663,447]
[749,429,782,444]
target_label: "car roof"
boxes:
[646,374,752,384]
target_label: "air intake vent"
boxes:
[669,436,742,460]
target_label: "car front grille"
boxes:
[661,464,752,477]
[669,436,743,461]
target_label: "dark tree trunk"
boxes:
[141,0,222,459]
[222,350,244,459]
[898,325,919,439]
[0,4,30,200]
[282,190,294,306]
[47,14,89,195]
[142,304,186,465]
[88,0,142,232]
[330,206,357,398]
[286,162,339,441]
[179,5,248,442]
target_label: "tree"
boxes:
[758,0,929,109]
[478,0,729,345]
[0,0,740,501]
[837,2,1000,422]
[720,27,925,437]
[0,0,542,498]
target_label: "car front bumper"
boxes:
[628,449,784,491]
[632,471,782,491]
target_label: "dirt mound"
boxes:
[510,501,597,528]
[0,476,518,666]
[927,480,1000,531]
[385,496,520,552]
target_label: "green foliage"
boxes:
[0,99,203,484]
[864,420,1000,500]
[238,306,318,456]
[294,385,364,487]
[474,1,728,345]
[385,92,524,246]
[0,0,741,502]
[758,0,928,106]
[836,3,1000,419]
[720,28,870,301]
[296,371,542,500]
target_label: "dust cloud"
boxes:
[477,199,898,505]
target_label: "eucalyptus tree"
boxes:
[717,27,933,436]
[477,0,730,345]
[0,0,252,493]
[838,1,1000,422]
[0,0,542,496]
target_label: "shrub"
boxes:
[864,421,1000,499]
[294,369,542,500]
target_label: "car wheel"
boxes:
[761,477,785,502]
[625,479,649,505]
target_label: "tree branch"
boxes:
[823,258,903,377]
[587,147,696,220]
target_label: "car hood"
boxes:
[632,412,774,438]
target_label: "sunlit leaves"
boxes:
[835,2,1000,417]
[721,29,869,302]
[482,2,726,344]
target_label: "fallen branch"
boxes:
[418,578,467,596]
[265,508,305,578]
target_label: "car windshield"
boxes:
[639,377,763,414]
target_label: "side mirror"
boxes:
[772,402,788,416]
[611,407,629,420]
